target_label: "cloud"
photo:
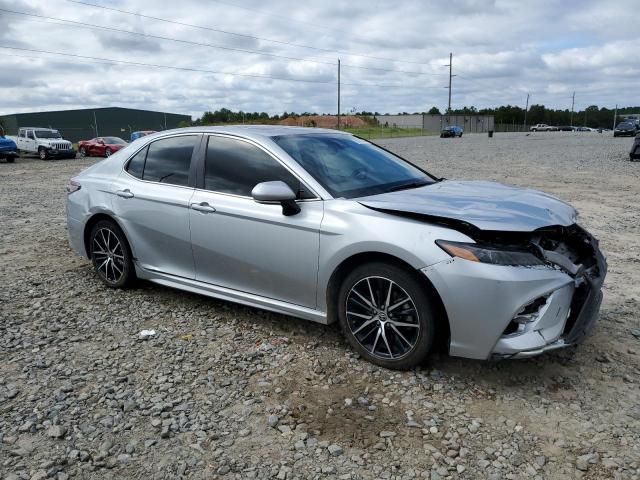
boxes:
[0,0,638,117]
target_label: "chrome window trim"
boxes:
[121,132,201,190]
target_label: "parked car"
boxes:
[78,136,128,158]
[130,130,156,142]
[631,133,640,161]
[558,125,575,131]
[576,126,592,132]
[614,122,637,137]
[0,133,18,163]
[529,124,558,132]
[66,126,606,369]
[440,125,463,138]
[16,127,75,160]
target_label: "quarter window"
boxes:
[204,136,313,198]
[126,146,147,179]
[140,136,197,186]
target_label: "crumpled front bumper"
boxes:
[422,230,607,360]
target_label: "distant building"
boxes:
[0,107,191,142]
[373,113,495,133]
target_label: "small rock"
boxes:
[379,431,396,438]
[47,425,67,439]
[327,444,343,456]
[267,414,279,428]
[576,454,593,471]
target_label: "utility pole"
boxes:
[613,104,618,130]
[93,110,99,137]
[570,91,575,127]
[523,93,530,131]
[337,59,341,130]
[446,53,453,113]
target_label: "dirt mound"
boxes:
[279,115,368,128]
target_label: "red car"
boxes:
[78,136,128,158]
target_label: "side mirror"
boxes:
[251,181,300,216]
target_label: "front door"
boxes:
[111,134,200,279]
[189,135,323,308]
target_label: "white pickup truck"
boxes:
[16,127,76,160]
[529,124,558,132]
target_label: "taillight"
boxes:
[66,179,81,194]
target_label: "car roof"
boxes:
[19,127,58,130]
[143,125,350,141]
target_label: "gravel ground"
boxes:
[1,132,639,480]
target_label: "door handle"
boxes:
[116,189,134,199]
[190,202,216,213]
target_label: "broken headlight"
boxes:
[436,240,545,266]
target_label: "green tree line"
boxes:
[183,105,639,129]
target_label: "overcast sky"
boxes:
[1,0,638,119]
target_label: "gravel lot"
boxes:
[1,132,639,480]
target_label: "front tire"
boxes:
[89,220,135,288]
[105,148,112,157]
[338,262,435,369]
[38,147,48,160]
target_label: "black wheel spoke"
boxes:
[92,227,125,285]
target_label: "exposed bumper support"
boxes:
[423,227,607,360]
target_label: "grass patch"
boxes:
[339,126,435,139]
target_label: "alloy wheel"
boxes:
[345,276,421,360]
[92,227,126,284]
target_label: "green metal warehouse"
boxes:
[0,107,191,143]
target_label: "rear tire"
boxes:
[105,148,112,157]
[38,147,48,160]
[79,147,87,158]
[89,220,135,288]
[338,262,435,370]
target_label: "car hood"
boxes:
[41,139,71,145]
[0,137,16,148]
[357,180,578,232]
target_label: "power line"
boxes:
[0,45,333,84]
[0,8,445,77]
[65,0,439,68]
[0,45,444,90]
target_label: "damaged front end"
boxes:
[421,223,607,360]
[478,225,607,358]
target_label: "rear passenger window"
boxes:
[141,136,197,186]
[126,147,147,179]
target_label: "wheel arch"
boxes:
[325,251,450,352]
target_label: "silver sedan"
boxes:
[66,126,606,369]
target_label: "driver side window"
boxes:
[204,136,314,199]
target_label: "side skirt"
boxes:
[135,265,329,325]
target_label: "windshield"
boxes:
[617,122,633,128]
[103,137,127,144]
[35,130,62,139]
[272,134,434,198]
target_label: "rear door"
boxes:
[111,134,202,279]
[189,134,323,308]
